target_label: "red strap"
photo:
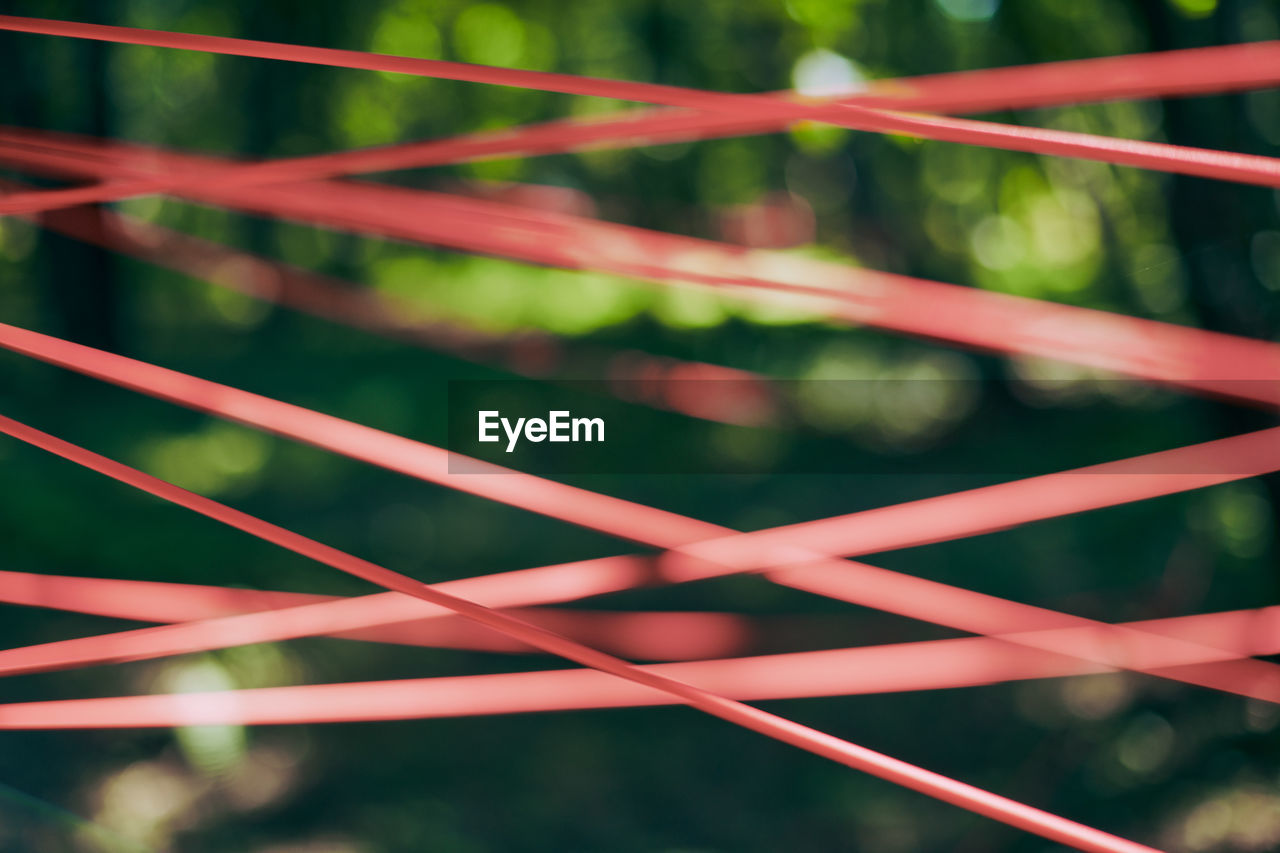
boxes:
[0,412,1157,853]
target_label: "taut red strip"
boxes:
[4,130,1279,409]
[4,567,1277,693]
[1,321,1278,705]
[3,15,1280,220]
[4,602,1277,726]
[0,412,1157,853]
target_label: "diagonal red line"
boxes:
[4,566,1278,683]
[4,543,1279,706]
[4,602,1278,727]
[0,411,1158,853]
[0,565,756,660]
[0,317,711,544]
[0,140,1274,696]
[4,320,1276,565]
[1,320,1278,705]
[4,36,1280,222]
[13,182,779,426]
[7,14,1279,113]
[665,424,1280,574]
[0,15,1267,847]
[3,15,1280,220]
[0,563,672,656]
[4,129,1279,409]
[5,103,1279,216]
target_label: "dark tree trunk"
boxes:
[1139,0,1280,597]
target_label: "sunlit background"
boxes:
[0,0,1278,850]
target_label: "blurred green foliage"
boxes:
[0,0,1278,851]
